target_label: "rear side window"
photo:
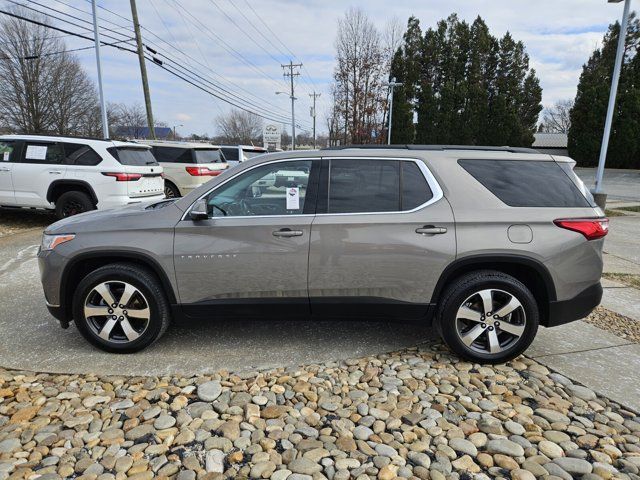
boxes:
[328,160,399,213]
[194,149,225,164]
[0,141,15,162]
[108,147,158,166]
[458,159,591,208]
[62,143,102,166]
[221,147,238,161]
[402,161,433,210]
[242,148,266,160]
[22,142,64,164]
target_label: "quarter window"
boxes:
[62,143,102,166]
[204,160,315,217]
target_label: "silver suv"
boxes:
[38,146,607,363]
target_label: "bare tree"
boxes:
[540,99,573,134]
[215,109,263,144]
[332,7,387,144]
[0,7,99,135]
[383,16,404,67]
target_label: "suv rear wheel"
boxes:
[55,191,94,219]
[164,181,181,198]
[437,270,539,364]
[72,263,171,353]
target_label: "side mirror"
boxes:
[190,198,209,221]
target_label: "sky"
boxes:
[8,0,631,137]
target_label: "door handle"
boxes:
[416,225,447,235]
[48,170,62,175]
[0,167,9,172]
[273,228,303,237]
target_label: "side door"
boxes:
[173,158,320,318]
[308,157,455,319]
[0,140,18,205]
[12,141,67,207]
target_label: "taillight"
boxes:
[102,172,142,181]
[185,166,222,176]
[554,218,609,240]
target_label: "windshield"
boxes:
[243,149,267,160]
[108,147,158,166]
[194,149,226,164]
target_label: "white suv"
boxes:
[220,145,268,168]
[139,141,228,197]
[0,135,164,218]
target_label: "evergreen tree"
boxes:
[569,14,640,168]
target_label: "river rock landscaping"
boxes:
[0,344,639,480]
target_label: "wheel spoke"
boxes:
[478,289,493,314]
[126,307,150,320]
[457,306,483,322]
[460,324,485,346]
[488,328,502,353]
[494,296,522,318]
[118,283,137,307]
[498,321,525,337]
[120,317,140,341]
[84,305,110,318]
[94,283,116,306]
[98,318,117,340]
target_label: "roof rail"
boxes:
[0,133,112,142]
[322,144,540,154]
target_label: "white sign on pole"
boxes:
[263,124,281,151]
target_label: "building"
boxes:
[533,132,568,156]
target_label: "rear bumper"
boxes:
[546,282,602,327]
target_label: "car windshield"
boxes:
[194,149,225,164]
[108,147,158,166]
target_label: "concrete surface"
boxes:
[575,167,640,202]
[601,279,640,321]
[603,216,640,274]
[0,229,436,377]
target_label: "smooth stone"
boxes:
[198,381,222,402]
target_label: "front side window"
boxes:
[0,141,15,162]
[23,142,64,164]
[204,160,315,217]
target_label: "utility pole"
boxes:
[129,0,156,140]
[309,92,321,149]
[91,0,108,139]
[593,0,632,208]
[384,77,403,145]
[281,61,301,150]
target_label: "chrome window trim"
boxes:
[182,156,444,221]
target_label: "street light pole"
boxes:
[91,0,108,139]
[173,124,183,139]
[384,78,403,145]
[594,0,632,204]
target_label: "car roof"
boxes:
[0,134,147,148]
[135,140,221,149]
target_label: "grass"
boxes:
[603,272,640,290]
[605,209,627,217]
[618,205,640,213]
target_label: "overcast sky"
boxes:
[16,0,630,137]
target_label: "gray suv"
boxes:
[38,146,608,363]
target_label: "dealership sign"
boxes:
[263,124,281,150]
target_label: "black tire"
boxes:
[436,270,539,364]
[164,181,181,198]
[72,263,171,353]
[55,191,95,219]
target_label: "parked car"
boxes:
[0,135,164,218]
[220,145,268,167]
[138,141,228,198]
[38,146,607,362]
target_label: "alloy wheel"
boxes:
[84,281,150,343]
[454,288,526,355]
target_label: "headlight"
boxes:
[41,233,75,251]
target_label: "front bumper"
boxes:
[546,282,602,327]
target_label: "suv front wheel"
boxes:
[437,270,539,364]
[72,263,171,353]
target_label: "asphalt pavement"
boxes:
[575,167,640,202]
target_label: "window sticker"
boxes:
[25,145,48,160]
[2,152,8,161]
[286,187,300,210]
